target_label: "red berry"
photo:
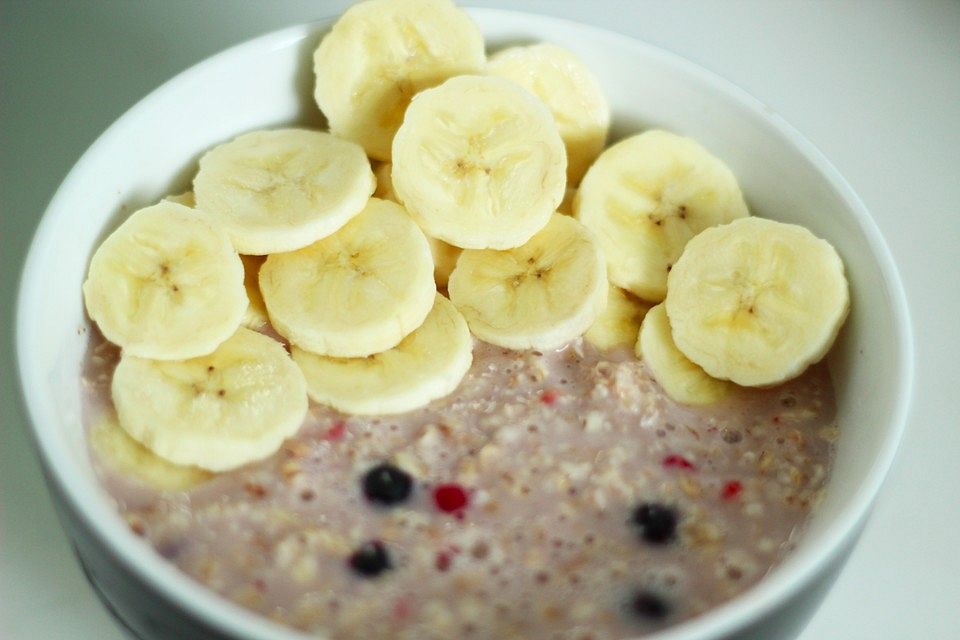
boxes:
[324,421,346,440]
[540,389,559,405]
[392,597,411,620]
[721,480,743,500]
[435,551,452,572]
[433,484,469,513]
[662,454,696,471]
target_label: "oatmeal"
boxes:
[85,332,835,639]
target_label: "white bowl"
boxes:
[15,9,912,640]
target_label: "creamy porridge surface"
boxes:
[85,332,836,639]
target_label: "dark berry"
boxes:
[362,463,412,505]
[631,590,670,619]
[348,541,392,577]
[630,502,679,544]
[433,483,469,513]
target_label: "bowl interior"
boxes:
[16,9,911,640]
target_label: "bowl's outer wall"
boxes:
[44,463,231,640]
[16,10,911,640]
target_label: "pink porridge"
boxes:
[84,329,836,640]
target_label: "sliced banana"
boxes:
[313,0,485,161]
[193,128,375,255]
[448,214,606,350]
[90,414,212,490]
[392,75,567,250]
[240,255,268,330]
[666,217,850,387]
[164,190,196,207]
[158,191,267,330]
[576,129,749,302]
[293,294,472,415]
[487,43,609,186]
[111,328,308,472]
[636,304,733,406]
[82,202,246,360]
[584,283,651,351]
[259,198,435,357]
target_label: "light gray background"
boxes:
[2,1,958,638]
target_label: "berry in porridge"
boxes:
[348,541,393,578]
[363,463,415,506]
[631,503,680,545]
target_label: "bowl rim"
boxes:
[14,8,913,640]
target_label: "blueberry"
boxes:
[630,502,678,544]
[631,589,670,619]
[362,463,413,505]
[348,541,392,577]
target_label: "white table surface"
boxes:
[2,1,958,638]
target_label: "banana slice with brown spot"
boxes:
[448,214,606,350]
[392,75,567,250]
[666,217,849,387]
[111,328,308,472]
[576,129,749,302]
[259,198,435,357]
[82,201,246,360]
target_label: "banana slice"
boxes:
[259,198,435,357]
[448,214,606,350]
[293,294,472,415]
[636,304,733,406]
[82,202,246,360]
[575,129,749,302]
[164,190,196,207]
[373,162,461,287]
[666,217,850,387]
[487,43,609,186]
[392,75,567,250]
[240,255,268,330]
[112,328,308,472]
[193,128,375,255]
[313,0,485,161]
[90,414,212,490]
[158,191,267,329]
[584,283,652,351]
